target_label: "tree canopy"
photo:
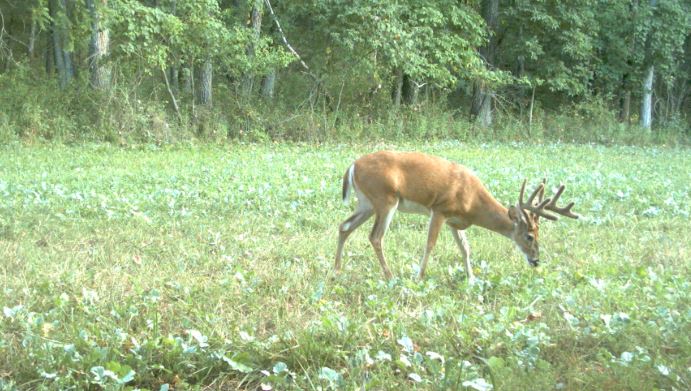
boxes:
[0,0,688,141]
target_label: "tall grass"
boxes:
[1,70,688,146]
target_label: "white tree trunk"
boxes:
[640,65,654,129]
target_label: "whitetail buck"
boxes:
[334,151,578,281]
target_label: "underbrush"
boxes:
[1,71,688,146]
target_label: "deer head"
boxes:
[508,179,579,266]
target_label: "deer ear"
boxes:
[508,205,520,222]
[509,204,530,224]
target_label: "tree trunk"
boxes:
[168,66,179,94]
[640,0,658,129]
[470,0,499,128]
[45,28,54,75]
[619,73,631,123]
[640,65,654,129]
[182,66,192,94]
[196,59,213,106]
[87,0,111,90]
[164,1,179,97]
[620,91,631,123]
[471,81,493,127]
[261,69,277,99]
[49,0,75,88]
[402,74,418,105]
[392,68,403,107]
[242,0,263,96]
[49,0,66,85]
[28,19,37,58]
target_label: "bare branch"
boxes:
[263,0,309,71]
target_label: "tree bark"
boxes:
[28,18,37,58]
[470,0,499,128]
[640,0,657,129]
[242,0,263,96]
[168,66,179,94]
[471,81,493,127]
[87,0,111,90]
[620,91,631,123]
[45,28,54,75]
[392,68,403,107]
[640,65,654,129]
[261,69,276,99]
[196,59,213,106]
[50,1,65,83]
[619,73,631,123]
[182,66,192,94]
[49,0,75,88]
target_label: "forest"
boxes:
[0,0,688,143]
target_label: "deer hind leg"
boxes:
[369,199,399,280]
[417,211,446,279]
[334,203,374,272]
[450,228,475,283]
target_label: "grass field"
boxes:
[1,142,689,390]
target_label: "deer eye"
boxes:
[525,234,534,242]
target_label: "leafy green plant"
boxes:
[0,142,689,389]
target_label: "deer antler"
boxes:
[519,180,579,221]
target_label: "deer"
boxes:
[334,150,579,282]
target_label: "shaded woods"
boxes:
[0,0,688,143]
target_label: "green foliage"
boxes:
[0,0,688,141]
[108,0,290,74]
[502,0,599,96]
[110,0,185,70]
[307,0,491,86]
[644,0,689,81]
[0,64,687,145]
[1,143,689,389]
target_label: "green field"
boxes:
[1,143,689,390]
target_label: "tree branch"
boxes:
[263,0,310,72]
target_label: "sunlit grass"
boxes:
[1,142,689,389]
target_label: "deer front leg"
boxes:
[450,228,475,283]
[417,211,446,279]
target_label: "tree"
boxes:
[86,0,111,90]
[196,58,213,106]
[49,0,75,88]
[470,0,499,128]
[501,1,598,103]
[640,0,657,129]
[638,0,688,127]
[241,0,263,97]
[281,0,488,108]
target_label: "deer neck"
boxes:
[472,190,514,238]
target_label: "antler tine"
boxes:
[518,179,544,206]
[543,184,579,219]
[538,178,546,204]
[519,181,579,220]
[518,179,527,205]
[518,180,557,221]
